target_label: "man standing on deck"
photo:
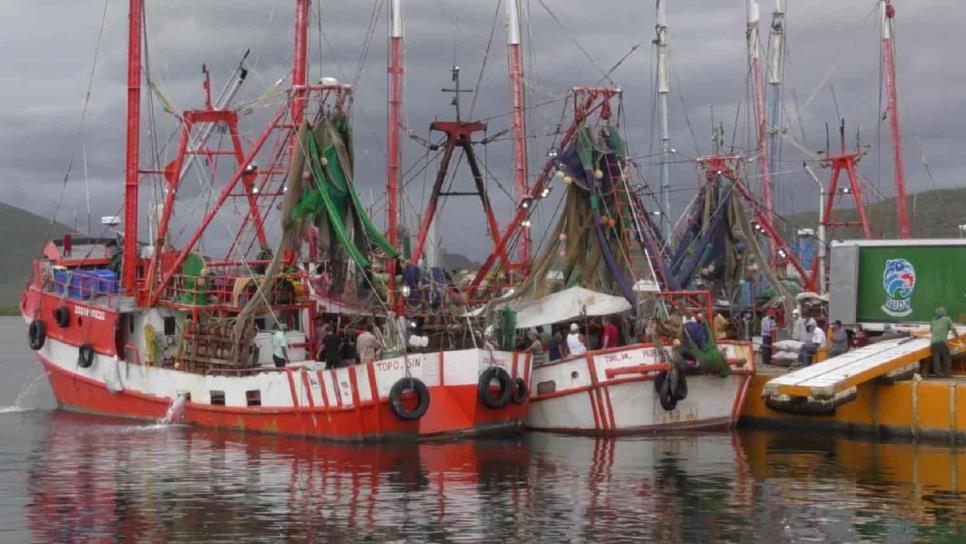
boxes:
[713,311,729,341]
[791,308,808,343]
[928,307,960,378]
[272,324,289,368]
[602,317,620,349]
[760,309,776,365]
[567,323,588,355]
[356,323,381,365]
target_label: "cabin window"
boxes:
[246,390,261,407]
[537,380,556,395]
[163,316,176,336]
[209,390,225,406]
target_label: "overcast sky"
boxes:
[1,1,963,261]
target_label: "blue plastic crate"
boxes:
[69,271,98,300]
[91,269,119,295]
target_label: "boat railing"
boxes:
[159,271,309,311]
[39,264,123,307]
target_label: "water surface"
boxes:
[1,317,962,543]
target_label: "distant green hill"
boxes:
[782,187,966,240]
[0,202,69,308]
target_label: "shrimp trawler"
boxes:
[19,0,433,442]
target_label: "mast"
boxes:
[387,0,403,313]
[123,0,143,296]
[766,0,785,197]
[655,0,671,240]
[506,0,530,272]
[291,0,311,126]
[880,0,910,238]
[747,1,773,236]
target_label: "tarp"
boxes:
[511,286,632,329]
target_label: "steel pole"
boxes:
[881,0,910,238]
[387,0,403,314]
[123,0,143,297]
[655,0,672,240]
[507,0,530,272]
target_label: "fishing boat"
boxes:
[19,1,431,442]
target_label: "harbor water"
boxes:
[0,317,962,543]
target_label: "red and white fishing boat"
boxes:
[19,0,431,442]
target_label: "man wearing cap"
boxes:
[928,307,960,378]
[567,323,588,355]
[760,310,776,365]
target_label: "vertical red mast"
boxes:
[506,0,530,273]
[747,1,774,236]
[881,0,910,238]
[122,0,143,296]
[291,0,311,126]
[387,0,403,314]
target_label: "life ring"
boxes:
[28,320,46,350]
[510,377,528,405]
[478,366,512,410]
[388,378,430,421]
[78,343,95,369]
[53,306,71,328]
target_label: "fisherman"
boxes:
[548,326,567,361]
[601,317,621,349]
[684,315,709,350]
[713,311,729,341]
[791,308,808,343]
[272,324,289,368]
[319,324,343,370]
[356,322,381,365]
[927,307,960,378]
[828,320,850,357]
[760,309,776,365]
[537,325,551,349]
[567,323,588,355]
[527,330,548,364]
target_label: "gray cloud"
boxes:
[1,1,963,261]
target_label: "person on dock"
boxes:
[356,323,381,365]
[798,322,826,366]
[828,320,849,358]
[761,309,776,365]
[537,326,551,349]
[272,324,290,368]
[928,307,960,378]
[567,323,588,355]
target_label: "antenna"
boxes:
[440,65,472,122]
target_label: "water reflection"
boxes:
[24,413,964,543]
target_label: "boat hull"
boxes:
[414,349,531,438]
[526,342,755,435]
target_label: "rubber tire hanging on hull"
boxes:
[78,343,95,369]
[656,369,680,411]
[28,320,46,350]
[388,377,430,421]
[53,306,70,328]
[510,377,528,405]
[478,367,513,410]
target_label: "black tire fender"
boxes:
[656,370,677,411]
[478,366,513,410]
[510,377,528,405]
[28,320,46,350]
[78,343,95,369]
[674,371,688,401]
[53,306,71,328]
[388,378,430,421]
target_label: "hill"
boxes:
[0,202,69,310]
[782,187,966,240]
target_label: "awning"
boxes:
[512,286,632,329]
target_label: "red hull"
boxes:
[38,354,419,442]
[420,383,528,438]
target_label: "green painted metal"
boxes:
[180,252,208,305]
[855,244,966,323]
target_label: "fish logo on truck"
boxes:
[881,258,916,317]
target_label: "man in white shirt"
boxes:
[272,325,289,368]
[760,310,776,365]
[791,308,807,343]
[798,322,826,366]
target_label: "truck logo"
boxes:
[882,258,916,317]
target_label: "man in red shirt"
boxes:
[602,317,620,349]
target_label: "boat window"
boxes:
[246,390,261,407]
[209,390,225,406]
[536,380,556,395]
[163,316,176,336]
